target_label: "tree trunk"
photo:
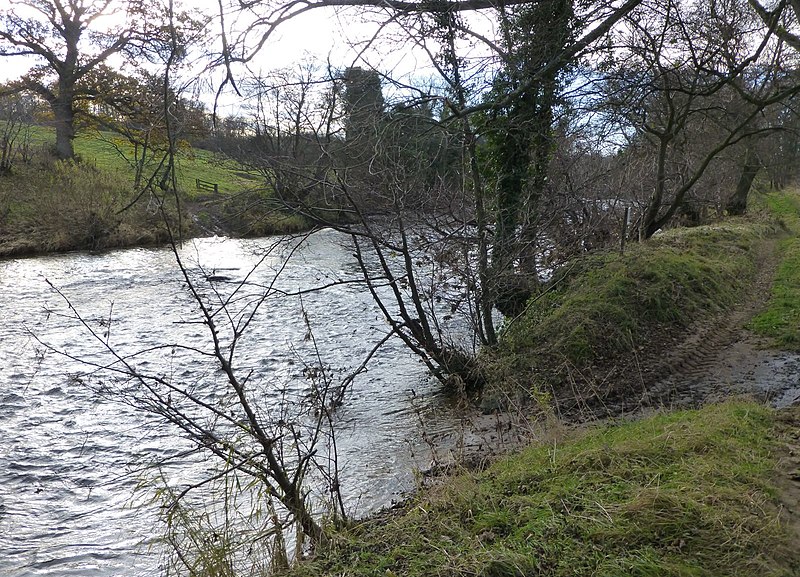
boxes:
[726,146,760,216]
[52,93,76,160]
[640,135,670,240]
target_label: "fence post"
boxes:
[620,206,631,254]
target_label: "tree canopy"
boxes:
[0,0,153,158]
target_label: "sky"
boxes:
[207,4,497,113]
[0,0,498,116]
[0,2,364,115]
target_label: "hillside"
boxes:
[0,127,307,256]
[21,125,259,196]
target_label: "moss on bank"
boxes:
[285,402,797,577]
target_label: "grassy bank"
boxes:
[0,128,310,256]
[287,401,797,577]
[275,196,800,576]
[486,214,778,405]
[0,158,177,255]
[750,191,800,349]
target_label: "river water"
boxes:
[0,231,466,576]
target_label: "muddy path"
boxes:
[549,237,800,547]
[634,236,800,549]
[637,238,800,411]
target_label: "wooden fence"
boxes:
[196,178,219,194]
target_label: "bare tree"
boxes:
[225,65,484,390]
[192,0,649,392]
[33,49,348,577]
[597,0,793,237]
[0,90,39,173]
[37,232,358,573]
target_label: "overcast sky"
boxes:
[0,0,497,115]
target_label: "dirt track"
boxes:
[562,237,800,547]
[543,238,800,419]
[638,239,800,549]
[639,239,800,411]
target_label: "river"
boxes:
[0,231,470,576]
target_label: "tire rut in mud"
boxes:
[642,238,800,410]
[554,238,799,420]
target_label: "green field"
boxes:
[17,124,261,197]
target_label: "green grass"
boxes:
[489,218,774,393]
[275,199,800,576]
[0,124,314,254]
[0,156,178,253]
[285,402,796,577]
[75,130,260,197]
[16,123,260,197]
[749,191,800,350]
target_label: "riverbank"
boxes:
[0,144,309,258]
[285,402,799,577]
[279,190,800,576]
[483,194,795,418]
[3,146,799,574]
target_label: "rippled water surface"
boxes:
[0,232,456,576]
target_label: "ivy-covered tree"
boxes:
[480,0,576,316]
